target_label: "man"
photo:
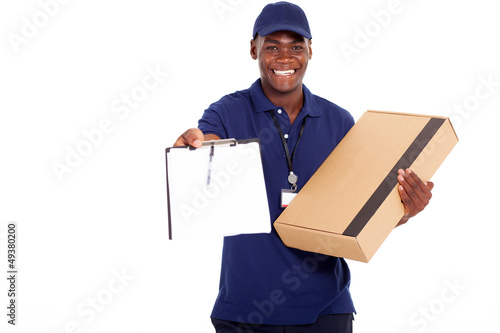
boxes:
[174,2,433,332]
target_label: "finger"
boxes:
[173,128,203,147]
[406,169,434,205]
[183,129,203,148]
[399,169,434,194]
[174,135,187,147]
[398,172,426,217]
[426,181,434,192]
[399,169,430,205]
[398,184,413,217]
[173,136,188,147]
[406,169,431,195]
[398,171,418,203]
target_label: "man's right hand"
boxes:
[173,128,220,147]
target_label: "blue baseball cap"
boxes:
[253,2,312,39]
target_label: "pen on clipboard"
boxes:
[207,143,215,186]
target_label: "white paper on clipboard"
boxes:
[165,138,271,240]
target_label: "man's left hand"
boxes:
[396,168,434,227]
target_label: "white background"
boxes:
[1,0,499,332]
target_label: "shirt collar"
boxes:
[249,79,322,117]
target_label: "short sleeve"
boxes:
[198,106,228,140]
[343,111,355,136]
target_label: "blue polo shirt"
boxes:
[198,79,356,325]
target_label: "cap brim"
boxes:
[256,23,312,39]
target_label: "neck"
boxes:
[261,82,304,125]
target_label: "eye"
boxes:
[267,46,278,51]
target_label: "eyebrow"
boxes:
[263,38,305,44]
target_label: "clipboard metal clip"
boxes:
[186,138,237,149]
[202,138,237,147]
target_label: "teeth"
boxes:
[273,69,296,76]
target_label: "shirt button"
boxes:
[284,134,289,139]
[277,109,282,114]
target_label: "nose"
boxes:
[276,48,293,63]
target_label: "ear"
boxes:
[308,39,313,60]
[250,38,258,60]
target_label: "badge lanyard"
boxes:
[270,110,306,193]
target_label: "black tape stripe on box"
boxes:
[342,117,446,237]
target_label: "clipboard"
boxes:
[165,138,271,240]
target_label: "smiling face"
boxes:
[251,30,312,100]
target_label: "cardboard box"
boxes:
[274,110,458,262]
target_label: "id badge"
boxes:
[281,189,297,208]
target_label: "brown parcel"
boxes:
[274,110,458,263]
